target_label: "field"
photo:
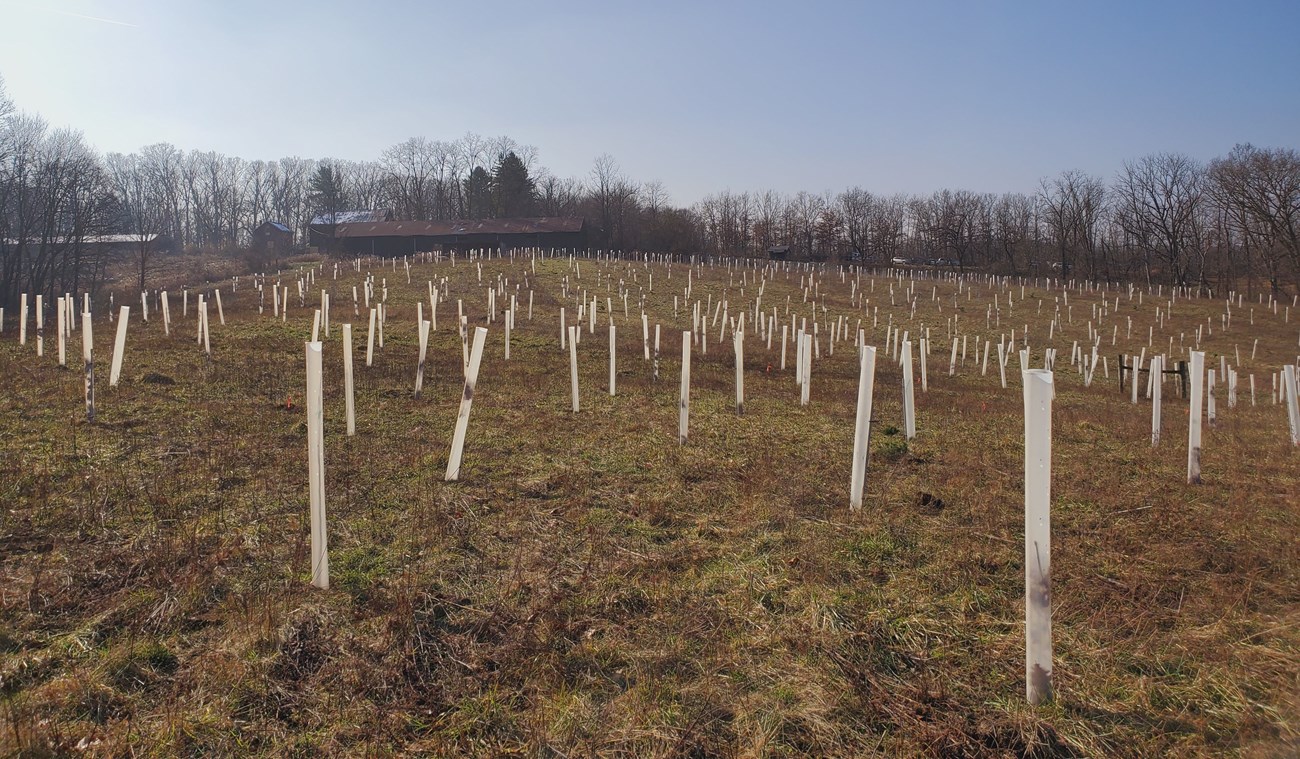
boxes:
[2,254,1298,757]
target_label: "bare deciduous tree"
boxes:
[1113,154,1204,286]
[1040,170,1106,278]
[1208,144,1300,292]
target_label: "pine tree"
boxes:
[464,166,493,219]
[309,163,349,222]
[491,151,536,218]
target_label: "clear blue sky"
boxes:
[2,0,1297,205]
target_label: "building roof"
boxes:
[310,210,392,226]
[3,233,162,246]
[258,221,291,233]
[333,217,585,238]
[85,234,161,244]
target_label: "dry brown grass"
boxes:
[1,255,1298,757]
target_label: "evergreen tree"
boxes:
[491,151,536,218]
[309,163,349,221]
[464,166,493,218]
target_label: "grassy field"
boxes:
[1,254,1297,757]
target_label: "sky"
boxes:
[2,0,1298,206]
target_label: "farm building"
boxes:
[85,233,176,257]
[308,209,394,250]
[251,221,293,253]
[331,217,587,256]
[768,245,790,260]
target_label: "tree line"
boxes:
[696,149,1299,295]
[2,73,1298,310]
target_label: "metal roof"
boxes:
[334,217,585,238]
[85,234,160,244]
[310,209,392,226]
[3,234,160,245]
[262,221,291,233]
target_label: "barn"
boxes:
[331,217,587,256]
[85,233,176,258]
[308,209,394,250]
[251,221,293,253]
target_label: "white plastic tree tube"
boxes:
[343,324,356,436]
[849,341,877,511]
[1022,368,1054,705]
[305,341,328,589]
[201,299,211,355]
[82,311,94,422]
[110,306,130,386]
[56,298,66,367]
[902,339,916,439]
[414,319,431,397]
[679,331,691,444]
[569,325,580,412]
[781,325,788,370]
[1188,351,1205,483]
[734,329,745,415]
[1284,365,1300,446]
[366,308,377,366]
[1207,369,1217,426]
[1151,355,1162,446]
[920,338,929,391]
[446,327,488,481]
[1131,355,1140,405]
[609,323,616,396]
[800,333,812,406]
[35,295,43,356]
